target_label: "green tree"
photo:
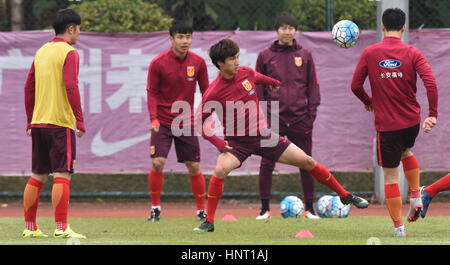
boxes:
[69,0,173,33]
[286,0,377,31]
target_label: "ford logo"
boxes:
[379,59,402,68]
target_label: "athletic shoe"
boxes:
[407,196,423,222]
[302,210,320,219]
[420,186,433,218]
[53,225,86,239]
[193,221,214,232]
[197,210,207,221]
[340,194,369,208]
[22,228,48,238]
[148,208,161,222]
[256,210,272,220]
[394,225,406,237]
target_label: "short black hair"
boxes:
[52,9,81,35]
[382,8,406,31]
[209,39,240,69]
[274,12,298,30]
[169,21,193,37]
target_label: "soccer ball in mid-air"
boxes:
[331,20,360,48]
[279,196,304,218]
[316,195,333,217]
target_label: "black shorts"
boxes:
[32,127,76,174]
[376,124,420,168]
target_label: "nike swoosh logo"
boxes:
[91,128,150,157]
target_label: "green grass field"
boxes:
[1,216,449,245]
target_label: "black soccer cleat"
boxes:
[341,194,369,209]
[193,221,214,232]
[148,208,161,222]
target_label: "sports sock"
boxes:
[385,183,403,228]
[52,177,70,232]
[402,155,420,198]
[424,173,450,198]
[308,163,349,199]
[261,198,270,212]
[148,170,163,207]
[305,201,314,213]
[23,177,44,231]
[206,175,225,224]
[190,172,206,210]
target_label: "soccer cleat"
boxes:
[420,186,433,218]
[256,210,272,220]
[53,225,86,239]
[407,196,423,222]
[340,194,369,208]
[193,221,214,232]
[148,208,161,222]
[197,210,207,221]
[394,225,406,237]
[22,228,48,238]
[302,211,320,219]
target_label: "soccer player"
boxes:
[193,39,369,233]
[146,21,209,222]
[351,8,438,237]
[420,173,450,218]
[23,9,86,239]
[255,12,320,220]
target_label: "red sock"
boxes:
[148,170,163,207]
[52,177,70,232]
[308,163,349,199]
[385,183,403,228]
[206,175,225,224]
[425,173,450,198]
[24,177,44,231]
[402,155,420,198]
[190,172,206,210]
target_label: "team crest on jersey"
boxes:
[150,146,155,155]
[242,79,252,91]
[294,56,302,67]
[187,66,195,77]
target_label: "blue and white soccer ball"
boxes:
[316,195,351,218]
[316,195,333,217]
[280,196,304,218]
[331,20,360,48]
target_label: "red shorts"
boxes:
[377,124,419,168]
[226,131,291,166]
[150,124,200,163]
[31,127,76,174]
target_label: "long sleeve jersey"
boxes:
[255,39,320,125]
[351,36,438,132]
[146,48,209,126]
[196,67,281,152]
[24,37,85,132]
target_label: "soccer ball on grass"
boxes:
[279,196,304,218]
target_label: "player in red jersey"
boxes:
[194,39,369,232]
[23,9,86,239]
[351,8,438,237]
[255,12,320,220]
[146,21,209,222]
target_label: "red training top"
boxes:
[196,66,281,152]
[146,48,209,126]
[351,36,438,132]
[24,37,85,132]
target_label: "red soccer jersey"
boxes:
[196,67,280,152]
[146,48,209,126]
[351,36,438,132]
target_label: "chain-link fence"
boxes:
[0,0,449,32]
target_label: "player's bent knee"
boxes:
[302,156,317,171]
[213,165,228,179]
[151,158,166,172]
[185,162,201,175]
